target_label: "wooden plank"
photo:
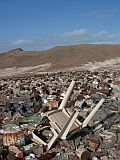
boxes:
[82,98,105,128]
[59,80,75,109]
[60,109,79,139]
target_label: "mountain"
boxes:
[0,44,120,77]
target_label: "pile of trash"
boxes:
[0,69,120,160]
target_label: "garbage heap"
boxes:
[0,70,120,160]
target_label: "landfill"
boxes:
[0,69,120,160]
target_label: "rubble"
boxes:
[0,69,120,159]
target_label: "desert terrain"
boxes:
[0,44,120,78]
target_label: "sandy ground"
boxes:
[0,58,120,78]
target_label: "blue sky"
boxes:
[0,0,120,52]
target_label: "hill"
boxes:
[0,44,120,77]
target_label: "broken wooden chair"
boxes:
[30,80,105,149]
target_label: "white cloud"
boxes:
[54,29,89,38]
[1,29,120,51]
[11,39,33,46]
[52,29,120,42]
[97,8,120,17]
[80,8,120,17]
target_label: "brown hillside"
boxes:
[0,44,120,71]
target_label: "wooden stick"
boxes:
[82,98,105,128]
[59,80,75,109]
